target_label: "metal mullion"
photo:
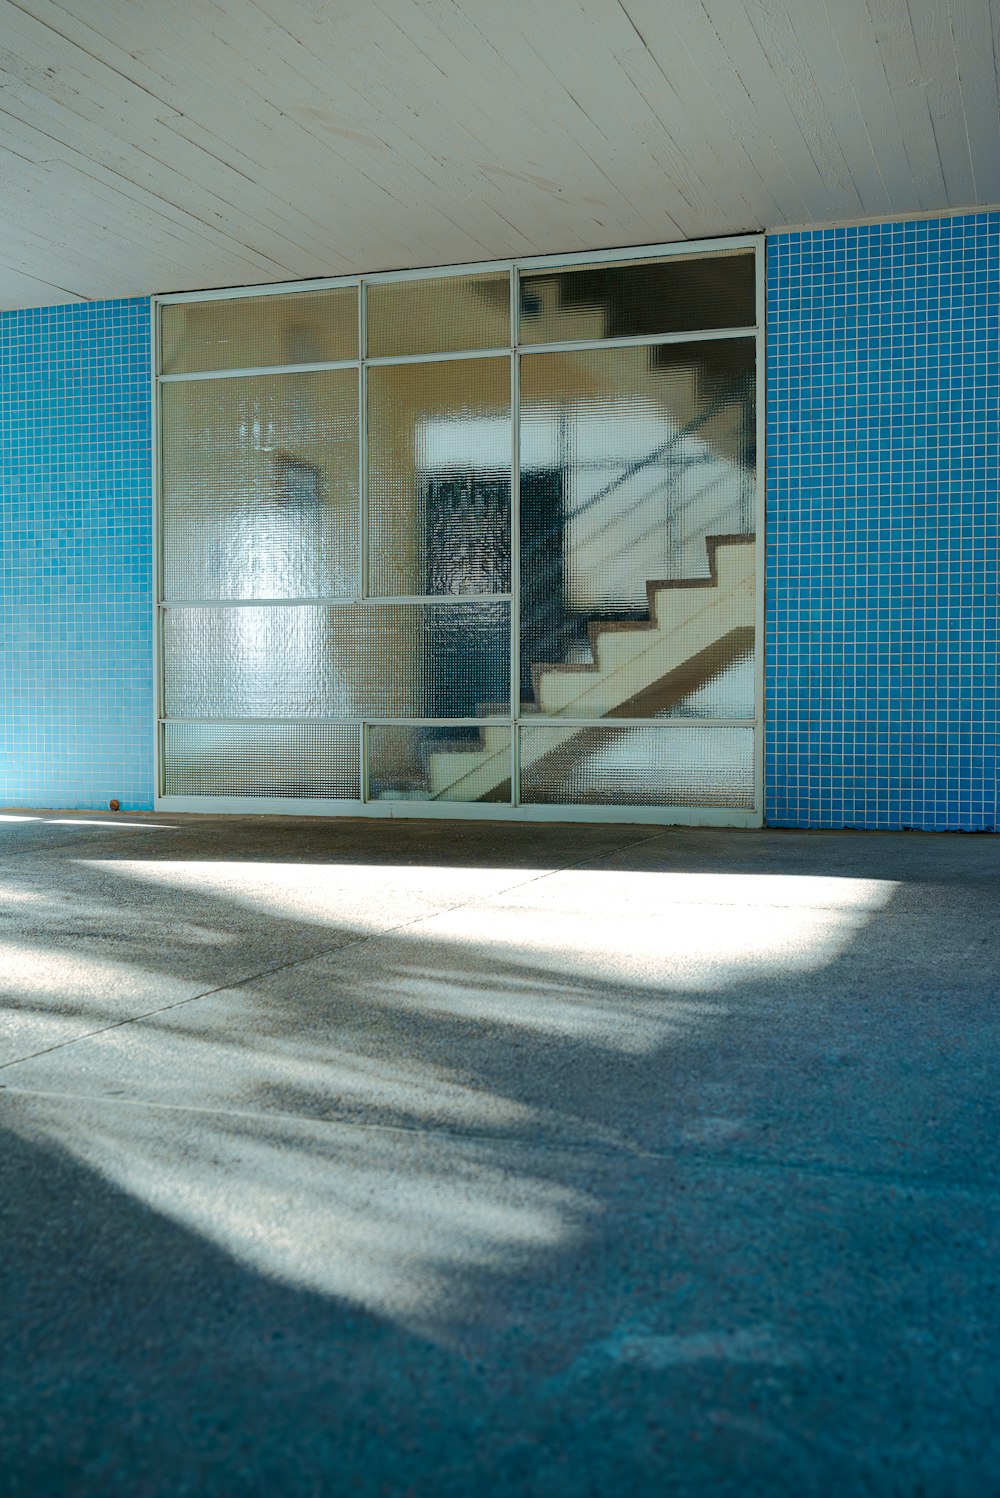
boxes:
[754,239,767,826]
[359,282,369,793]
[151,296,164,801]
[521,327,756,359]
[510,265,521,807]
[160,358,360,383]
[359,278,369,601]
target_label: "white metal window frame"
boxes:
[152,234,765,826]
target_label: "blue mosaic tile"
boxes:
[0,298,154,810]
[766,212,1000,831]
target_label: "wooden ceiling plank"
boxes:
[187,0,567,252]
[182,0,541,245]
[0,117,300,283]
[0,2,394,270]
[865,0,950,209]
[617,0,803,229]
[698,0,861,221]
[0,261,87,308]
[484,0,728,238]
[237,0,638,252]
[0,165,271,294]
[905,0,977,207]
[769,0,892,216]
[0,217,166,297]
[626,0,815,226]
[946,0,1000,204]
[11,0,483,275]
[445,0,696,240]
[586,0,787,235]
[0,96,297,285]
[0,0,993,309]
[818,0,922,213]
[343,0,672,245]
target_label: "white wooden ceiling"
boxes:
[0,0,997,309]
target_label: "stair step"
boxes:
[537,538,754,716]
[427,729,510,796]
[426,535,755,798]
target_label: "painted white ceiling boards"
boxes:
[0,0,995,309]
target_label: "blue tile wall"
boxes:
[0,298,153,810]
[2,218,998,825]
[766,212,1000,831]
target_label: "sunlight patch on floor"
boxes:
[16,1098,587,1335]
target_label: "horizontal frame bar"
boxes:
[160,716,756,728]
[365,346,511,366]
[157,328,757,384]
[159,594,512,608]
[160,358,360,382]
[521,326,756,356]
[161,716,510,727]
[154,794,762,828]
[518,718,757,729]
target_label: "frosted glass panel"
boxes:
[163,602,509,719]
[519,340,755,716]
[368,724,512,803]
[161,369,359,601]
[368,272,510,357]
[520,252,755,345]
[163,722,359,798]
[519,725,754,807]
[160,288,358,374]
[653,641,755,720]
[367,358,511,597]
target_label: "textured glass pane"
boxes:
[519,725,754,807]
[160,288,358,374]
[656,647,755,720]
[163,602,509,719]
[519,251,755,344]
[161,370,359,601]
[368,272,510,357]
[519,340,755,717]
[368,724,512,803]
[367,358,511,596]
[163,722,359,798]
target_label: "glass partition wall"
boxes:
[155,239,763,823]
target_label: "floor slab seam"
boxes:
[3,1083,998,1203]
[0,828,668,1075]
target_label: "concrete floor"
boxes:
[1,811,999,1496]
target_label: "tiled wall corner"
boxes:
[0,298,154,810]
[766,212,1000,831]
